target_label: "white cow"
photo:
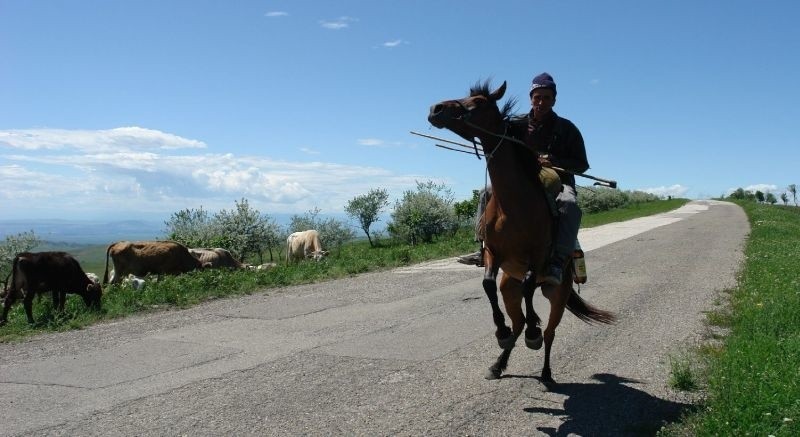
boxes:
[286,230,328,262]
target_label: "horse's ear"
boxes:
[490,81,507,101]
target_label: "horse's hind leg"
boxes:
[540,282,571,384]
[521,269,543,350]
[482,264,513,348]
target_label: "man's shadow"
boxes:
[522,373,695,436]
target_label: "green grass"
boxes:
[581,198,689,228]
[662,202,800,436]
[668,354,699,391]
[0,199,688,342]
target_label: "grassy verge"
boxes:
[0,199,689,342]
[663,202,800,435]
[581,198,688,228]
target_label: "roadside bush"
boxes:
[454,189,481,229]
[0,231,42,280]
[165,199,282,262]
[388,181,458,245]
[578,187,660,213]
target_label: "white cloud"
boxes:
[0,127,206,152]
[358,138,384,147]
[0,127,424,219]
[382,39,407,48]
[265,11,288,17]
[299,147,320,155]
[319,16,357,30]
[744,183,778,194]
[638,184,689,198]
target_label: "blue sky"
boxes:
[2,0,798,222]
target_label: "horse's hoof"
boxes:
[484,366,502,380]
[525,327,543,350]
[497,334,516,350]
[525,335,543,350]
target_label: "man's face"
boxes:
[530,88,556,120]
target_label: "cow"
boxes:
[286,230,328,262]
[103,241,209,285]
[1,251,102,326]
[189,248,245,269]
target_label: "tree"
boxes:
[454,190,481,228]
[345,188,389,247]
[387,180,458,245]
[766,192,777,205]
[0,231,42,280]
[781,192,789,205]
[755,190,764,203]
[789,184,797,206]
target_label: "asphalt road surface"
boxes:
[0,200,749,436]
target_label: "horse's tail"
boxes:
[566,289,616,325]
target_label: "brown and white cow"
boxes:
[189,248,245,269]
[103,241,209,284]
[286,230,328,262]
[1,251,102,326]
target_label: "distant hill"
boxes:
[0,219,165,245]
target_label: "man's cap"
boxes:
[530,72,557,96]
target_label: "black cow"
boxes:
[1,251,102,326]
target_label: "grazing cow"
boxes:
[103,241,209,285]
[1,251,102,326]
[286,230,328,262]
[189,248,245,269]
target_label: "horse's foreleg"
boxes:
[482,265,512,349]
[485,341,518,380]
[521,269,543,350]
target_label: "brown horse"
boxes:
[427,80,614,384]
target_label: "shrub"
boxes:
[388,181,458,245]
[0,231,42,280]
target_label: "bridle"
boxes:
[454,98,533,161]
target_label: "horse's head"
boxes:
[428,80,513,143]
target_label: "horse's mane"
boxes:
[469,80,519,121]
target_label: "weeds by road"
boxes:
[663,202,800,436]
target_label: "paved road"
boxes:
[0,200,749,436]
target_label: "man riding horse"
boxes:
[458,72,588,286]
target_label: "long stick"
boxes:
[412,130,618,189]
[435,143,485,157]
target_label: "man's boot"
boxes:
[544,255,565,286]
[457,246,484,266]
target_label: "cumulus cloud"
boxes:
[743,183,778,194]
[638,184,689,198]
[0,127,423,219]
[319,16,357,30]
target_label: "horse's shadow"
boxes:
[518,373,695,436]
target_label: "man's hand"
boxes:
[538,156,553,167]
